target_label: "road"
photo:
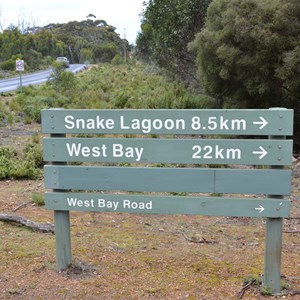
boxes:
[0,64,86,93]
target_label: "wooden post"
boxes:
[264,216,283,294]
[51,133,72,270]
[54,210,71,270]
[264,109,287,294]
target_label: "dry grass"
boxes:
[0,175,300,299]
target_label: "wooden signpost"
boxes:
[42,108,294,294]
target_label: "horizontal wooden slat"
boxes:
[44,166,292,195]
[43,138,293,166]
[45,192,291,218]
[41,109,293,135]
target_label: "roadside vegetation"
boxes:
[0,132,42,180]
[0,17,130,76]
[137,0,300,140]
[0,1,300,298]
[0,62,214,180]
[0,0,299,176]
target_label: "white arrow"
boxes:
[253,146,268,159]
[255,205,265,213]
[253,117,268,130]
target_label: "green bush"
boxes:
[24,140,43,168]
[0,59,15,71]
[10,160,40,179]
[111,54,124,65]
[0,136,43,180]
[0,147,17,179]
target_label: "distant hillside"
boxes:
[0,18,130,73]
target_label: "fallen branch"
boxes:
[283,230,300,233]
[13,202,30,212]
[237,279,255,299]
[290,290,300,296]
[0,214,54,233]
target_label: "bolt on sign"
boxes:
[42,108,294,295]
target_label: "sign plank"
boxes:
[45,192,291,218]
[41,109,294,135]
[44,166,292,195]
[43,138,293,165]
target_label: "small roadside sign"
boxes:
[16,59,24,71]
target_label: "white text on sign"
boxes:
[67,197,153,211]
[64,115,267,133]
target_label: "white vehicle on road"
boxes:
[56,57,70,68]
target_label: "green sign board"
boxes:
[44,166,292,196]
[43,138,293,165]
[45,192,291,218]
[41,108,294,294]
[41,109,293,136]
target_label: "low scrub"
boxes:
[0,135,43,180]
[3,63,216,176]
[8,63,216,124]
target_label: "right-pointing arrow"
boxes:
[253,117,268,130]
[255,205,265,213]
[253,146,268,159]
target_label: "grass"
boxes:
[31,192,45,206]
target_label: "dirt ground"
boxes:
[0,123,300,299]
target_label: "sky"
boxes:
[0,0,145,44]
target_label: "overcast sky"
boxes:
[0,0,145,44]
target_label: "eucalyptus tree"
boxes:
[191,0,300,110]
[136,0,212,85]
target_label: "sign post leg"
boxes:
[19,71,22,92]
[264,217,283,294]
[51,132,72,270]
[54,210,72,270]
[264,124,286,294]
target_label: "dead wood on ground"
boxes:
[0,214,54,233]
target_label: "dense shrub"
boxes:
[0,136,43,180]
[0,59,16,71]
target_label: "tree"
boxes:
[136,0,212,85]
[0,17,129,72]
[191,0,300,111]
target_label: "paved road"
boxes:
[0,64,86,92]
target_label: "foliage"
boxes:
[111,54,124,65]
[0,19,130,72]
[9,64,214,122]
[31,192,45,206]
[191,0,300,112]
[0,135,43,180]
[136,0,212,85]
[0,59,16,71]
[49,61,78,92]
[10,86,53,123]
[44,20,130,64]
[3,63,215,180]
